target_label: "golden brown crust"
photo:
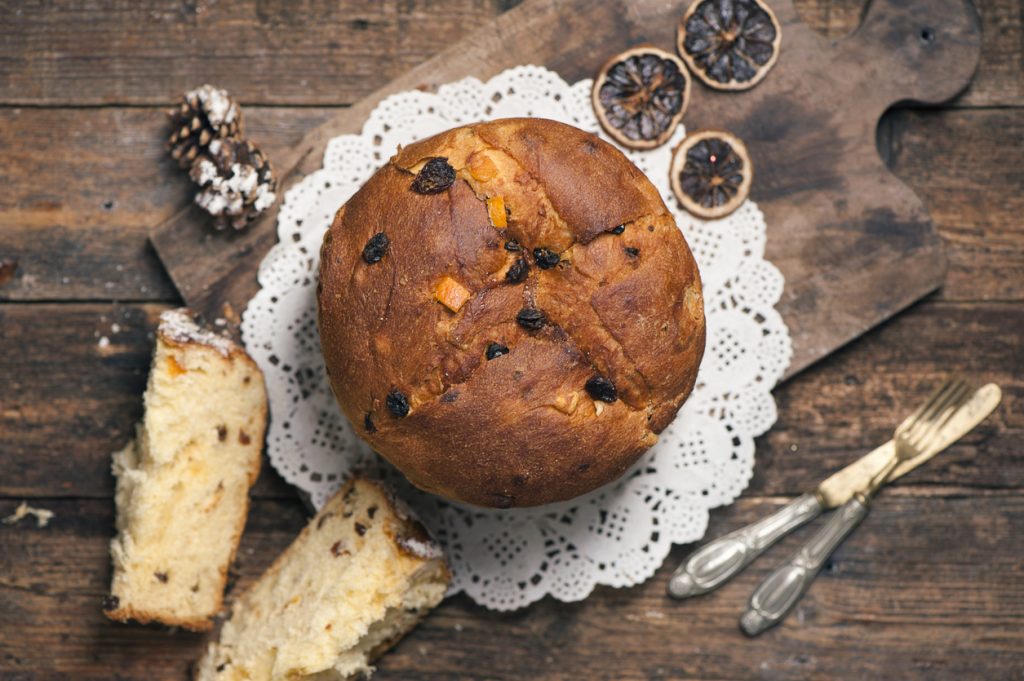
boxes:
[105,604,215,632]
[318,118,705,507]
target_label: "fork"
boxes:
[738,378,974,636]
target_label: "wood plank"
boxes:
[2,107,1020,303]
[789,0,1022,107]
[1,495,1021,679]
[791,0,866,37]
[0,0,521,107]
[1,0,1017,108]
[951,0,1023,106]
[2,300,1019,499]
[888,108,1024,303]
[0,106,337,302]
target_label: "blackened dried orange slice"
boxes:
[677,0,781,91]
[593,46,691,150]
[670,130,753,219]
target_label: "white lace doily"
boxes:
[242,65,792,611]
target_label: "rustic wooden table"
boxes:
[1,1,1021,679]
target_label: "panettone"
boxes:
[317,118,705,508]
[194,477,449,680]
[106,309,266,630]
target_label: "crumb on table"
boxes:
[3,501,55,528]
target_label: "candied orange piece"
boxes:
[435,276,471,312]
[468,153,498,182]
[552,392,580,415]
[487,196,507,228]
[166,355,187,376]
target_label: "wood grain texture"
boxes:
[2,495,1021,680]
[0,106,336,302]
[0,0,522,106]
[3,108,1022,303]
[888,109,1024,303]
[2,301,1019,499]
[943,0,1023,106]
[788,0,1021,107]
[2,0,1017,107]
[149,0,981,378]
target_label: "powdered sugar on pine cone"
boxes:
[167,85,243,169]
[193,85,239,129]
[190,138,277,231]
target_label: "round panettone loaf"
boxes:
[318,118,705,508]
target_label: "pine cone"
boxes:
[167,85,243,169]
[190,138,277,231]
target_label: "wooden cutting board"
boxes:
[150,0,980,379]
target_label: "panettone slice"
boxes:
[105,309,267,631]
[194,477,450,681]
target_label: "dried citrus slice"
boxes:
[670,130,753,219]
[592,46,691,150]
[677,0,782,91]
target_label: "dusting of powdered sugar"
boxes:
[252,181,276,212]
[396,534,444,561]
[192,141,275,218]
[360,478,445,560]
[191,84,239,127]
[192,155,219,186]
[232,163,258,195]
[382,484,418,523]
[158,308,237,357]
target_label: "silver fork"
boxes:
[739,378,974,636]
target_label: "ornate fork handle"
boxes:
[667,493,823,599]
[740,496,870,636]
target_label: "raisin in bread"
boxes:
[194,478,449,681]
[106,309,267,631]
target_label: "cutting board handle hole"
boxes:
[918,26,937,44]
